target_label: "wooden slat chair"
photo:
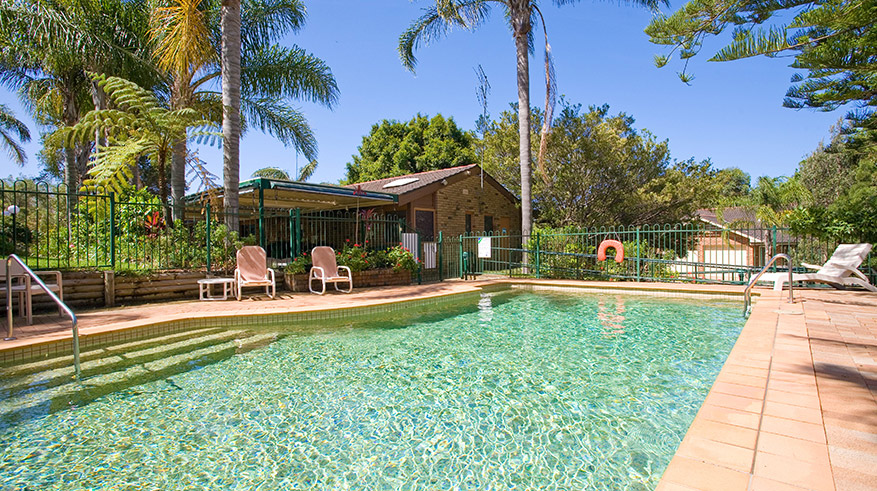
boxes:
[0,260,63,324]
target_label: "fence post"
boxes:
[258,180,266,249]
[206,203,212,274]
[294,208,302,256]
[438,231,443,282]
[459,234,464,279]
[771,226,777,271]
[535,232,541,279]
[635,226,641,282]
[109,192,116,270]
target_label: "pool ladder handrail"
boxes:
[5,254,80,380]
[744,253,793,317]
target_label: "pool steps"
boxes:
[0,329,278,428]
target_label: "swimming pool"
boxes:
[0,289,744,489]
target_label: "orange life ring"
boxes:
[597,239,624,263]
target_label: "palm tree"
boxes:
[0,104,31,166]
[252,167,290,180]
[154,0,337,230]
[221,0,242,232]
[399,0,664,241]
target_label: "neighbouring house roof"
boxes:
[695,208,795,245]
[185,178,398,211]
[346,164,519,206]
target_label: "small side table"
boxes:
[198,278,235,301]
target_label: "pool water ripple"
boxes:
[0,290,743,490]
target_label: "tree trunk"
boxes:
[221,0,242,233]
[171,140,186,221]
[513,8,533,244]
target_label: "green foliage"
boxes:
[388,244,419,274]
[646,0,877,143]
[285,251,311,274]
[51,74,213,196]
[796,122,861,207]
[344,114,477,183]
[481,101,718,227]
[336,243,370,272]
[0,104,31,166]
[0,215,32,255]
[789,152,877,242]
[332,243,414,274]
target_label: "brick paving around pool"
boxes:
[2,279,876,490]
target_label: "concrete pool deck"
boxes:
[2,279,876,490]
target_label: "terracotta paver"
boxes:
[660,286,877,491]
[3,279,877,490]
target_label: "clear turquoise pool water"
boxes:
[0,290,744,490]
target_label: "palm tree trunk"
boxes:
[513,7,533,258]
[171,140,186,221]
[221,0,241,233]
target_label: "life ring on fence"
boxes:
[597,239,624,263]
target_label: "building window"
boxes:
[415,209,435,241]
[484,215,493,233]
[465,213,472,234]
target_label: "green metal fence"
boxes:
[1,180,412,273]
[437,224,874,285]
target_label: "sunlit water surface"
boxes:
[0,290,744,490]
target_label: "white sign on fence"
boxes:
[477,237,492,258]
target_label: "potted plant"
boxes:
[284,252,312,292]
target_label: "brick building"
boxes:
[348,164,521,240]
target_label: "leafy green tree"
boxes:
[796,122,860,207]
[646,0,877,144]
[344,114,477,183]
[52,75,211,203]
[0,0,155,190]
[482,101,717,226]
[400,0,665,240]
[0,104,30,165]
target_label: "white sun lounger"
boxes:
[761,243,875,292]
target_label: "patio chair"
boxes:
[234,246,276,301]
[0,260,63,325]
[760,243,876,292]
[309,246,353,295]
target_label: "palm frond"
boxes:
[240,96,317,160]
[241,0,306,50]
[241,45,338,107]
[150,0,214,77]
[399,0,492,72]
[297,159,317,181]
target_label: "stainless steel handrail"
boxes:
[744,253,793,317]
[5,254,80,379]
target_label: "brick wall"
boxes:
[435,173,520,237]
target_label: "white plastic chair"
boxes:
[761,243,875,292]
[0,261,63,324]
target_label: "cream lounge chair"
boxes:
[234,246,276,300]
[761,243,875,292]
[309,246,352,295]
[0,260,63,324]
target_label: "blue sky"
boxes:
[2,0,843,187]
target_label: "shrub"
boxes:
[285,252,311,275]
[388,244,419,274]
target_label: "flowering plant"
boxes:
[388,244,419,274]
[285,252,311,275]
[336,243,369,272]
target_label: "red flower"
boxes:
[354,243,360,247]
[346,239,350,242]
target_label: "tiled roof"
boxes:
[346,165,479,195]
[696,207,795,244]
